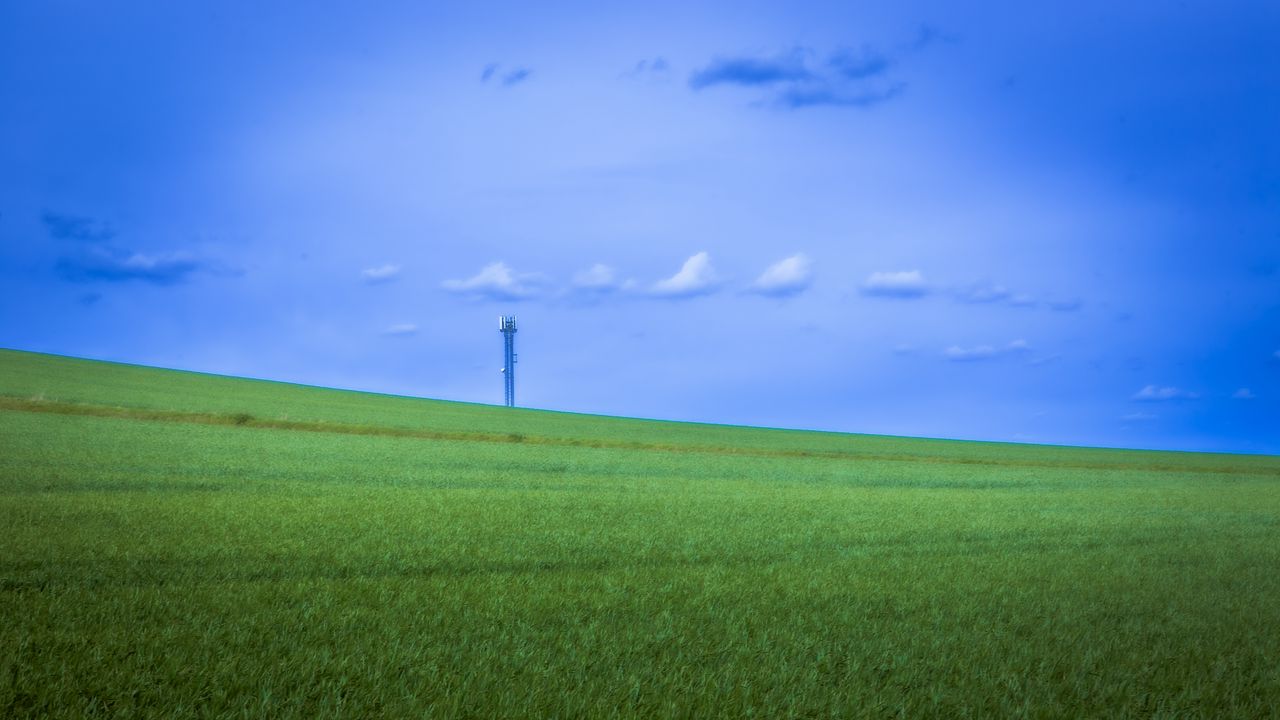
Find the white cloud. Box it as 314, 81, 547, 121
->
1232, 388, 1257, 400
945, 279, 1088, 312
442, 262, 544, 301
861, 270, 929, 298
1132, 385, 1199, 401
362, 263, 401, 283
1122, 412, 1159, 422
650, 252, 719, 298
382, 323, 417, 336
748, 254, 813, 297
943, 339, 1030, 362
572, 263, 621, 291
944, 344, 998, 361
955, 283, 1011, 304
952, 283, 1075, 311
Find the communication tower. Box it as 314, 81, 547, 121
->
499, 315, 517, 407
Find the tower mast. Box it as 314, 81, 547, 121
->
499, 315, 517, 407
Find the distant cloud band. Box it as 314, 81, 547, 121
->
56, 248, 210, 285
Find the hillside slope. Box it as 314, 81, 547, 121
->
1, 349, 1269, 472
2, 348, 1278, 718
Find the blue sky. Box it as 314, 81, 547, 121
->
1, 0, 1277, 453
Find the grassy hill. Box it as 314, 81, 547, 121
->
2, 348, 1278, 717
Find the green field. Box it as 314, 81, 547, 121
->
2, 348, 1278, 718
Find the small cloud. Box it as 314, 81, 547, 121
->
571, 263, 626, 293
650, 252, 719, 299
826, 48, 892, 80
502, 68, 532, 86
645, 57, 670, 73
624, 57, 671, 78
892, 344, 916, 355
953, 283, 1055, 309
689, 50, 811, 90
943, 339, 1030, 362
78, 292, 102, 306
947, 282, 1082, 312
906, 24, 960, 52
361, 264, 401, 284
56, 247, 213, 285
861, 270, 929, 299
42, 211, 114, 243
776, 83, 904, 109
482, 64, 532, 87
1274, 350, 1280, 361
1132, 385, 1199, 402
443, 262, 545, 301
382, 323, 418, 337
690, 44, 912, 111
748, 254, 813, 297
955, 283, 1012, 304
943, 344, 997, 361
1232, 388, 1256, 400
1121, 412, 1159, 422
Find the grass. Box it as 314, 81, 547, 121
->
1, 348, 1278, 718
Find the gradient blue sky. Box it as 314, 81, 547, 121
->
2, 1, 1277, 453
